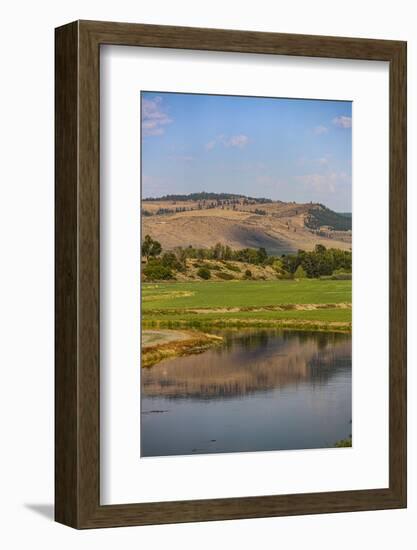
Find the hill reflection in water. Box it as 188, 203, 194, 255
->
142, 330, 351, 400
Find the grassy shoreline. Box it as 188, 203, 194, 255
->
334, 437, 352, 448
143, 318, 351, 333
142, 329, 223, 368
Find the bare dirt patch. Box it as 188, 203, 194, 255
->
142, 290, 195, 302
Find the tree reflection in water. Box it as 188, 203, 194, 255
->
142, 329, 351, 400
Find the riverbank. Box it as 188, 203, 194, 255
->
142, 329, 223, 368
143, 318, 351, 333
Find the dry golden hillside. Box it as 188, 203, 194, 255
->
142, 196, 351, 255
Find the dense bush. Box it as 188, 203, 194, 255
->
161, 252, 184, 272
197, 267, 211, 280
294, 265, 307, 279
143, 261, 174, 280
244, 269, 252, 279
281, 245, 351, 278
234, 247, 267, 265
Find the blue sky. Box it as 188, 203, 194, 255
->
141, 91, 352, 212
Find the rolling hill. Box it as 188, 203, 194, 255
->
142, 193, 351, 256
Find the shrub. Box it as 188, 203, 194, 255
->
244, 269, 252, 279
294, 265, 307, 279
161, 252, 183, 271
216, 271, 234, 280
197, 267, 211, 280
143, 262, 173, 280
272, 258, 288, 277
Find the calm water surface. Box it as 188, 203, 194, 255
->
141, 329, 352, 457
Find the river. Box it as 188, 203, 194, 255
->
141, 329, 352, 457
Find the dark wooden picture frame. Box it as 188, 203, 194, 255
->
55, 20, 407, 529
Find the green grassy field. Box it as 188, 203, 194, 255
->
142, 279, 351, 330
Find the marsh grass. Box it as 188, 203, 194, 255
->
334, 437, 352, 447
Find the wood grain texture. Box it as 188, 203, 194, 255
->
55, 21, 79, 527
388, 41, 407, 504
55, 20, 407, 529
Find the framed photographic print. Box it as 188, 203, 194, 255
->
55, 20, 407, 528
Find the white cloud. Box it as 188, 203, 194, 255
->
314, 125, 328, 135
332, 116, 352, 129
205, 134, 250, 151
142, 96, 173, 136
